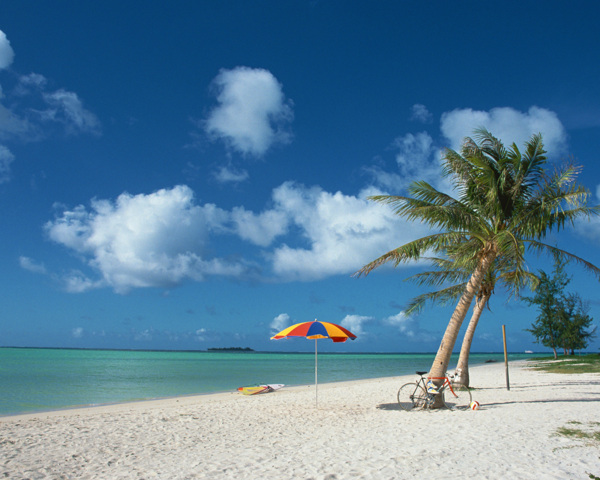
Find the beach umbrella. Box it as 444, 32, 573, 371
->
270, 320, 357, 406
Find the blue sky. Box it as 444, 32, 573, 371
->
1, 1, 599, 353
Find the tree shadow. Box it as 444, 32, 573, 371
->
377, 394, 600, 411
472, 380, 600, 391
482, 397, 600, 408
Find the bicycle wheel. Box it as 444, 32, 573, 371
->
442, 383, 472, 410
397, 382, 428, 411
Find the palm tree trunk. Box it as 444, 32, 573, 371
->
428, 249, 496, 407
453, 293, 490, 388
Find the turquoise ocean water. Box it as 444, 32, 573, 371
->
0, 348, 543, 416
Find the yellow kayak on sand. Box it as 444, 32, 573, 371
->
237, 384, 284, 395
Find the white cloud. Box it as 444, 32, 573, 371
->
369, 107, 569, 199
269, 182, 428, 281
0, 145, 14, 183
393, 132, 447, 191
410, 104, 432, 123
38, 181, 434, 291
340, 314, 373, 337
15, 73, 48, 94
62, 271, 105, 293
44, 185, 247, 293
204, 67, 293, 157
72, 327, 84, 338
394, 132, 434, 168
574, 214, 600, 243
0, 39, 100, 184
384, 311, 416, 337
41, 89, 101, 135
195, 328, 207, 341
134, 329, 153, 342
270, 313, 291, 334
365, 132, 452, 196
231, 206, 289, 247
440, 106, 567, 158
214, 165, 249, 184
0, 102, 34, 140
0, 30, 14, 70
19, 256, 47, 274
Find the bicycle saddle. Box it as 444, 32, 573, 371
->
416, 371, 428, 376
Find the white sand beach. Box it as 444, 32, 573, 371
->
1, 360, 599, 479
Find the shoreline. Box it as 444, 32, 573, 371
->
0, 374, 402, 421
2, 360, 599, 479
0, 352, 543, 418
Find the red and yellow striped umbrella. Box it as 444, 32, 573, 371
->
271, 320, 357, 407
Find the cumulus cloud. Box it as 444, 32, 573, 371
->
204, 67, 293, 157
270, 313, 291, 334
410, 104, 432, 123
367, 106, 568, 198
44, 185, 247, 293
440, 106, 567, 158
231, 205, 289, 247
387, 132, 450, 193
34, 180, 433, 291
0, 30, 14, 70
384, 311, 416, 337
0, 145, 14, 183
340, 314, 373, 337
268, 182, 428, 281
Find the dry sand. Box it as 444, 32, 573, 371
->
1, 360, 599, 479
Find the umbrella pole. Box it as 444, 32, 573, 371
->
315, 338, 318, 408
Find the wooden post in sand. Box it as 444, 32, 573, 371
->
502, 324, 510, 391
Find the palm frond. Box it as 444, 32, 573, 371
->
352, 232, 466, 277
525, 240, 600, 280
405, 283, 468, 315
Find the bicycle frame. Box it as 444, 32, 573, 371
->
398, 371, 472, 411
427, 376, 457, 397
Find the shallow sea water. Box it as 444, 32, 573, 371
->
0, 347, 543, 415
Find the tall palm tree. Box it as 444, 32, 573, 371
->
405, 256, 539, 387
355, 129, 600, 401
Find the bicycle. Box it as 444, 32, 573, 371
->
397, 371, 472, 411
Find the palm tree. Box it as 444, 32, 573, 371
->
355, 129, 600, 401
405, 256, 538, 387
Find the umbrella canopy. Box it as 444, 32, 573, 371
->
271, 320, 356, 343
270, 320, 357, 407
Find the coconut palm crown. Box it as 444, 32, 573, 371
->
355, 129, 600, 391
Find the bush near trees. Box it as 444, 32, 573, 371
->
523, 255, 596, 358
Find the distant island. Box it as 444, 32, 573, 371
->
207, 347, 254, 352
